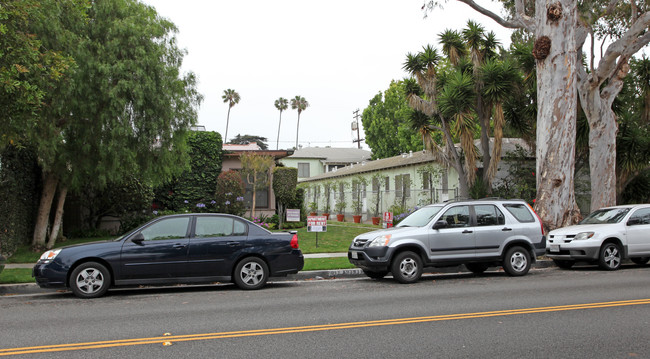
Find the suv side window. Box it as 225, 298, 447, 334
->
475, 205, 505, 226
629, 208, 650, 225
503, 203, 535, 223
439, 206, 471, 228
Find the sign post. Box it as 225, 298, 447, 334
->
307, 215, 327, 247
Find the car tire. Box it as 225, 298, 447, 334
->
598, 242, 622, 270
503, 246, 531, 276
465, 263, 489, 274
630, 257, 649, 265
233, 257, 269, 290
552, 259, 575, 269
70, 262, 111, 299
363, 270, 388, 279
390, 251, 423, 284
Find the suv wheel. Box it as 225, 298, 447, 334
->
391, 251, 423, 284
598, 243, 622, 270
503, 246, 531, 276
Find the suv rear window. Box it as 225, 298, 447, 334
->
503, 203, 535, 223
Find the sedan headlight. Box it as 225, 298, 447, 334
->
39, 249, 61, 263
574, 232, 595, 241
368, 234, 392, 247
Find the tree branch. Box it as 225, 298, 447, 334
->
456, 0, 533, 31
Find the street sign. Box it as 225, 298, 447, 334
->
307, 216, 327, 232
286, 209, 300, 222
383, 211, 393, 228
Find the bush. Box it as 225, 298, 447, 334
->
215, 170, 246, 215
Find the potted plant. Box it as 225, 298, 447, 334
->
335, 199, 346, 222
321, 181, 333, 219
370, 173, 383, 225
352, 200, 362, 223
308, 201, 318, 216
351, 176, 367, 223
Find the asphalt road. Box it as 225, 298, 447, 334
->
1, 264, 649, 358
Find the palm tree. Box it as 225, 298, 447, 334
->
222, 89, 240, 143
274, 97, 288, 150
290, 96, 309, 149
480, 59, 520, 182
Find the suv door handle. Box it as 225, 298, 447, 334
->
462, 230, 473, 234
502, 227, 513, 231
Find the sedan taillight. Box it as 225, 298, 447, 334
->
290, 234, 299, 249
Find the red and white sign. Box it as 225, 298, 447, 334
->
383, 212, 393, 228
307, 216, 327, 232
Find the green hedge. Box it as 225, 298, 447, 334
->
0, 146, 40, 256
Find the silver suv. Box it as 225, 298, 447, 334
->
348, 199, 546, 283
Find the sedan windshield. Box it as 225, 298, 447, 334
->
396, 206, 443, 227
580, 208, 630, 224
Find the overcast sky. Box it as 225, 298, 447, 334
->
141, 0, 514, 151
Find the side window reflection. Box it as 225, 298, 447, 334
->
140, 217, 190, 241
439, 206, 470, 228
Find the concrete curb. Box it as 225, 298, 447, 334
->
1, 260, 556, 296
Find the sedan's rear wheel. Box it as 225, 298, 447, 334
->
70, 262, 111, 299
631, 257, 649, 265
598, 242, 622, 270
503, 246, 531, 276
390, 251, 422, 284
233, 257, 269, 290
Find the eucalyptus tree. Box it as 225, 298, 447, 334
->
29, 0, 202, 248
222, 88, 240, 143
290, 96, 309, 149
274, 97, 288, 150
424, 0, 650, 229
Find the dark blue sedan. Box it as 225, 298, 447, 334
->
33, 214, 304, 298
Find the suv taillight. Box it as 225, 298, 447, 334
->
290, 234, 299, 249
528, 204, 545, 236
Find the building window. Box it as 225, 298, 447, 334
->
384, 177, 389, 193
298, 163, 310, 178
395, 174, 411, 198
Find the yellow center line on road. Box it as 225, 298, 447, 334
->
2, 298, 650, 356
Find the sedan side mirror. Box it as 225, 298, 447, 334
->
433, 220, 448, 230
131, 233, 145, 245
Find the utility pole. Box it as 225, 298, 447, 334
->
352, 109, 364, 149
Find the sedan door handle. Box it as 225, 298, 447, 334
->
172, 243, 187, 249
227, 241, 241, 247
462, 230, 473, 234
502, 227, 513, 231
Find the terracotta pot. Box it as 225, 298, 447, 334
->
371, 217, 381, 225
309, 212, 317, 216
353, 215, 362, 223
336, 214, 345, 222
322, 213, 330, 220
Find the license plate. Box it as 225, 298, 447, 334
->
550, 244, 560, 252
350, 251, 358, 259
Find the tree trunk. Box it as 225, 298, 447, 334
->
32, 172, 58, 248
533, 0, 581, 231
46, 185, 68, 249
579, 82, 620, 211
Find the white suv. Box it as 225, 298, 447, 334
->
546, 204, 650, 270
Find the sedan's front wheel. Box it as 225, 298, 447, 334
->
70, 262, 111, 299
233, 257, 269, 290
